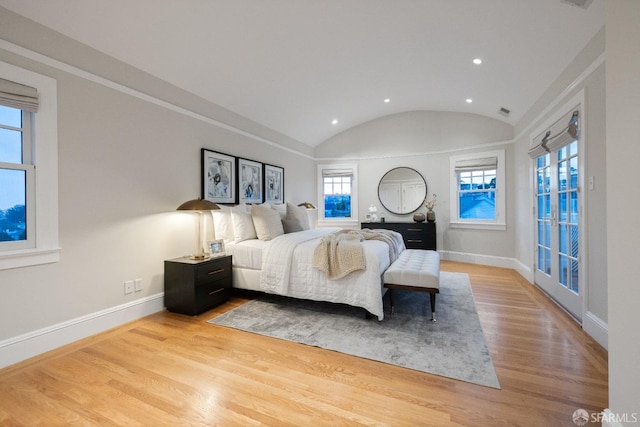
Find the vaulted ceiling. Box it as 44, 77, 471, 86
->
0, 0, 605, 146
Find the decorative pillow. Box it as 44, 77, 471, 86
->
231, 205, 257, 242
282, 219, 303, 234
251, 204, 284, 241
271, 203, 287, 220
286, 202, 310, 230
212, 206, 234, 243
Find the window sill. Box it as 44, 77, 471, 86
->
0, 247, 61, 271
449, 221, 506, 231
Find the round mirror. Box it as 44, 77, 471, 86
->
378, 167, 427, 214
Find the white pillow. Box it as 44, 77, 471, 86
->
271, 203, 287, 220
251, 204, 284, 241
212, 206, 234, 243
231, 205, 257, 242
286, 202, 310, 230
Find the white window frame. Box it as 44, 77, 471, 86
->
1, 110, 35, 251
0, 61, 59, 270
449, 149, 506, 230
316, 163, 359, 227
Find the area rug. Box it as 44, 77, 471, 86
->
208, 272, 500, 389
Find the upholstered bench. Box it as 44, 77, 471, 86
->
383, 249, 440, 321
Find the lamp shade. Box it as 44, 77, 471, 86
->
297, 202, 316, 209
176, 198, 220, 211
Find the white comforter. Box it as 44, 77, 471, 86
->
260, 228, 404, 320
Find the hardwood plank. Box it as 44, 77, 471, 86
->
0, 261, 608, 426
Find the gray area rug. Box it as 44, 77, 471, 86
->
209, 272, 500, 389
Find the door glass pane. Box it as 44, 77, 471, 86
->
544, 249, 551, 275
544, 222, 551, 247
0, 168, 27, 242
559, 255, 568, 287
570, 191, 579, 223
569, 140, 578, 156
559, 224, 567, 254
538, 221, 544, 245
544, 168, 550, 192
558, 160, 567, 191
571, 225, 579, 258
570, 157, 578, 189
570, 259, 579, 293
559, 192, 567, 222
544, 194, 551, 218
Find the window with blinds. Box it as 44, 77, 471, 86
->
0, 78, 38, 249
317, 164, 358, 222
450, 150, 506, 229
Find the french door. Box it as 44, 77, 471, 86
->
534, 139, 582, 321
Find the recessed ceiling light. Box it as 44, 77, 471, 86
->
384, 98, 391, 103
473, 58, 482, 65
466, 98, 473, 103
331, 119, 338, 125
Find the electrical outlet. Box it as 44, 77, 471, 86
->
134, 278, 143, 292
124, 280, 134, 295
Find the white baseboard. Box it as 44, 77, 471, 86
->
439, 250, 522, 271
0, 293, 164, 369
583, 311, 609, 350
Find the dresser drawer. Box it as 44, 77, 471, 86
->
361, 222, 436, 251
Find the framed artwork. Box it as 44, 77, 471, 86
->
237, 157, 263, 204
208, 239, 226, 257
264, 163, 284, 204
202, 149, 236, 204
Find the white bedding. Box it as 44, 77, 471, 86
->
229, 227, 404, 320
225, 239, 266, 269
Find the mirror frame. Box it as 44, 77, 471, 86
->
377, 167, 427, 215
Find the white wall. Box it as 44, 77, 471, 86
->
0, 11, 315, 367
315, 110, 516, 264
606, 0, 640, 423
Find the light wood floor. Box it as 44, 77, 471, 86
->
0, 261, 608, 426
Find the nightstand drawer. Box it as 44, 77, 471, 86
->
195, 282, 230, 311
197, 260, 231, 283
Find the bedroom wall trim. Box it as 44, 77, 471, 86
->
0, 38, 313, 161
439, 250, 516, 270
584, 311, 608, 350
0, 293, 164, 369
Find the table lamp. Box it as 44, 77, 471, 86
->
177, 198, 220, 259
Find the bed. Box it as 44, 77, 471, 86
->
213, 203, 405, 320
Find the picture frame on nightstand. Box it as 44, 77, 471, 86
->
209, 239, 226, 257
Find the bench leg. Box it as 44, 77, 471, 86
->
388, 288, 395, 315
430, 293, 437, 322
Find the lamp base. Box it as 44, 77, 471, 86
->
190, 254, 210, 260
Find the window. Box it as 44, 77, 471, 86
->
317, 164, 358, 223
1, 105, 35, 250
0, 62, 59, 270
450, 150, 505, 230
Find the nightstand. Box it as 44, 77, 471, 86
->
164, 255, 232, 315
